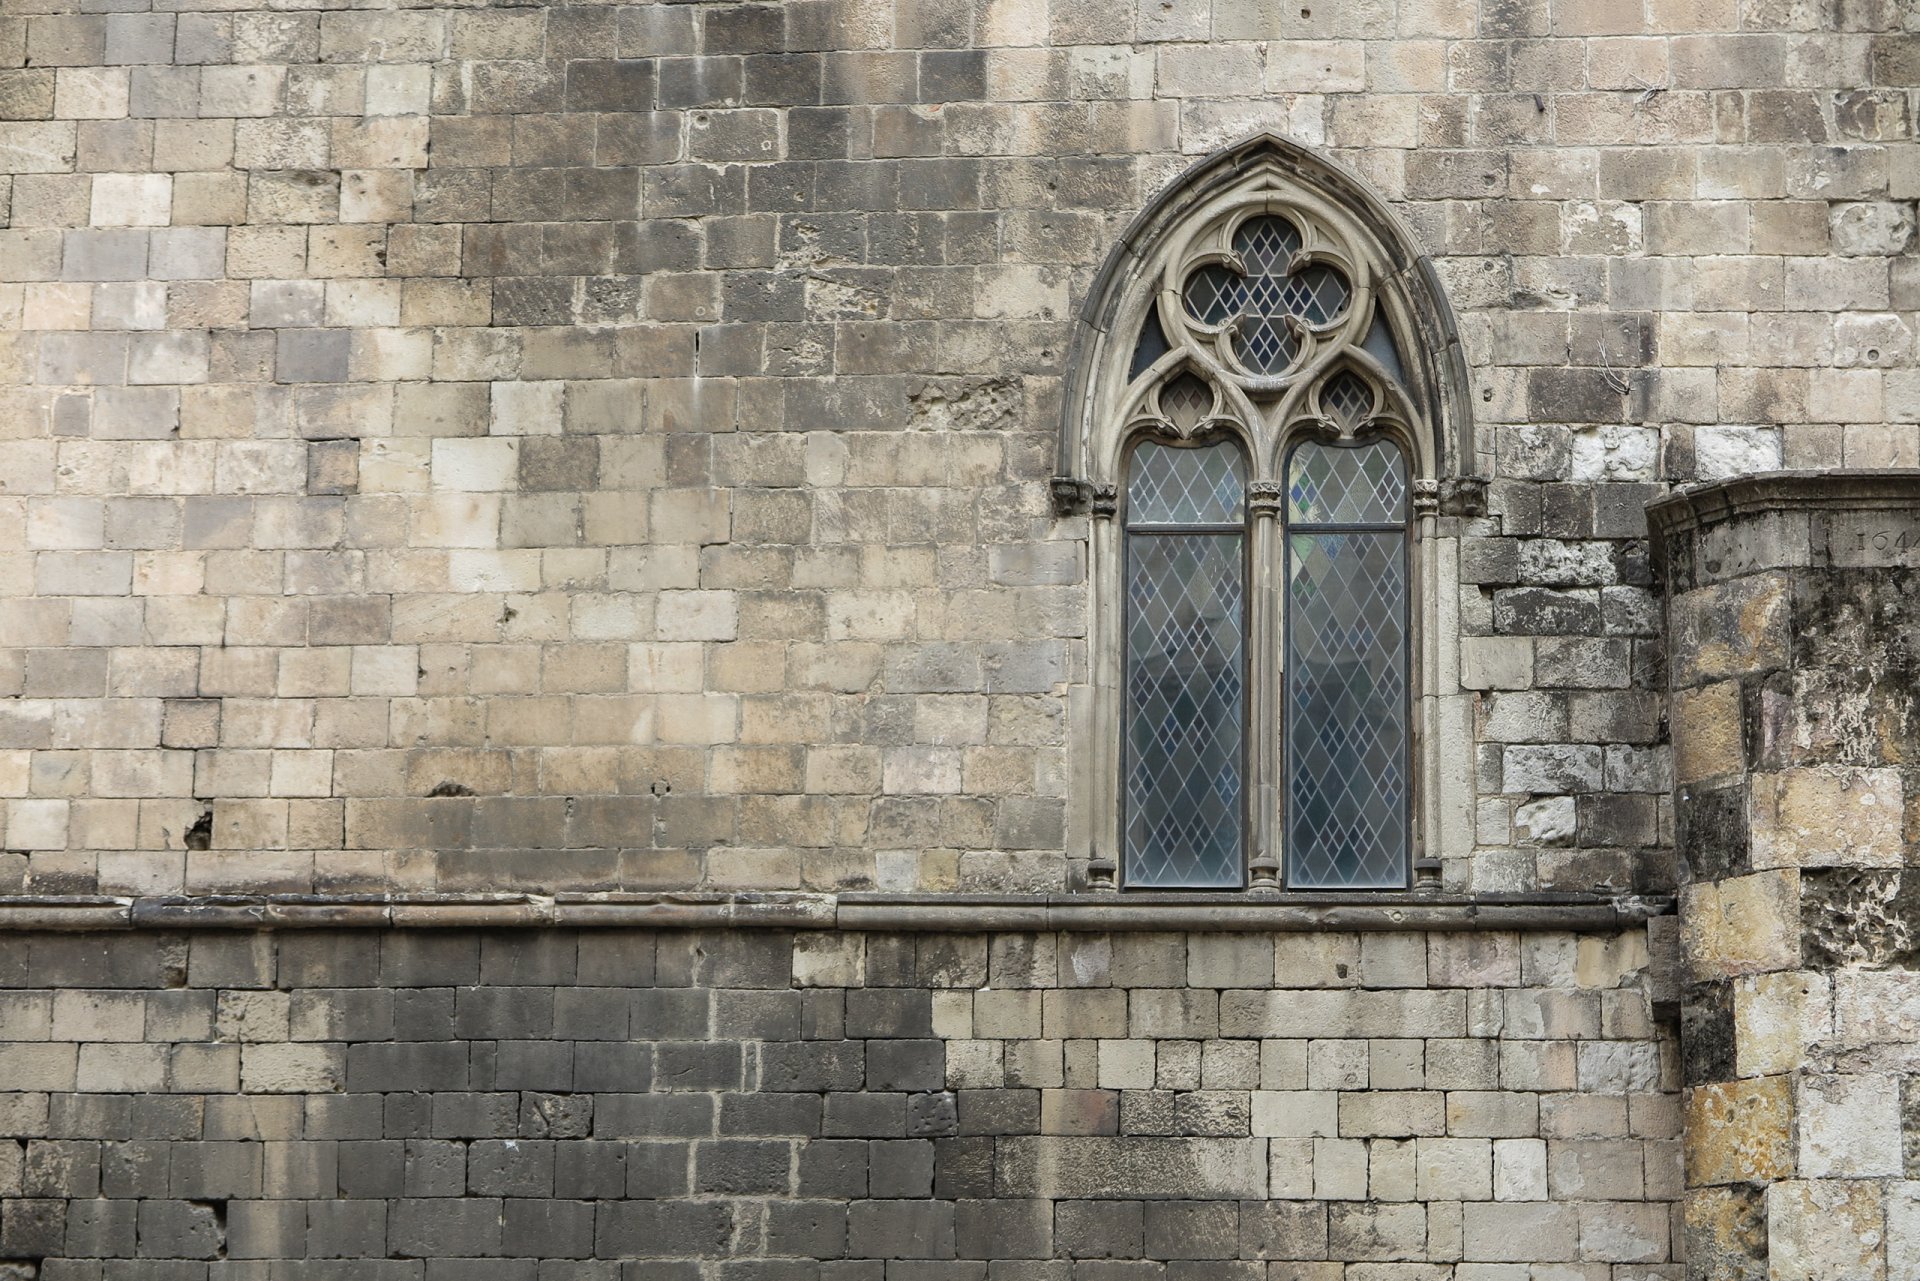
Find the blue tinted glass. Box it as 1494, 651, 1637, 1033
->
1130, 307, 1172, 381
1129, 439, 1245, 526
1362, 313, 1406, 386
1126, 531, 1245, 888
1286, 531, 1409, 889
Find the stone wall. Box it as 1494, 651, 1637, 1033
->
1655, 474, 1920, 1280
0, 0, 1913, 897
0, 923, 1678, 1275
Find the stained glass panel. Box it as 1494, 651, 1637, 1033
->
1126, 532, 1245, 888
1129, 439, 1245, 527
1183, 264, 1244, 327
1287, 438, 1407, 525
1286, 531, 1408, 889
1322, 371, 1373, 431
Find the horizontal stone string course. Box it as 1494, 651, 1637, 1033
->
0, 890, 1680, 934
0, 925, 1680, 1272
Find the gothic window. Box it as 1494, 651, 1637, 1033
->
1056, 136, 1471, 893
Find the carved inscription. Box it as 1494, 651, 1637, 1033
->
1827, 512, 1920, 568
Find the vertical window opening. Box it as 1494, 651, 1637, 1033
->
1123, 439, 1247, 888
1284, 436, 1411, 889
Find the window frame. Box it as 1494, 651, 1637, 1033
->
1057, 136, 1473, 895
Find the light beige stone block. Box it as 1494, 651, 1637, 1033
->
1750, 766, 1904, 870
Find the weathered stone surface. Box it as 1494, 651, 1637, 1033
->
1672, 681, 1745, 787
1681, 872, 1801, 981
1750, 767, 1904, 870
1683, 1185, 1768, 1281
1797, 1073, 1903, 1178
1766, 1179, 1887, 1281
1668, 575, 1792, 689
994, 1137, 1266, 1200
1733, 971, 1830, 1080
1684, 1077, 1794, 1187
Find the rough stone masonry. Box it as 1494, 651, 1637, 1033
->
0, 0, 1916, 1274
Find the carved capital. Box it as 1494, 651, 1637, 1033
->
1050, 476, 1092, 516
1412, 478, 1441, 515
1089, 484, 1119, 519
1248, 481, 1286, 518
1438, 476, 1490, 518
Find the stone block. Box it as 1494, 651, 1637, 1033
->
1668, 574, 1790, 688
1680, 871, 1801, 981
1673, 678, 1746, 787
1461, 1202, 1578, 1263
1797, 1073, 1903, 1178
1750, 767, 1905, 870
1685, 1076, 1793, 1187
994, 1137, 1266, 1200
1767, 1178, 1886, 1281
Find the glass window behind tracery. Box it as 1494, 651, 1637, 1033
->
1284, 432, 1410, 889
1122, 439, 1246, 888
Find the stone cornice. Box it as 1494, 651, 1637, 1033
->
1646, 469, 1920, 539
0, 892, 1676, 933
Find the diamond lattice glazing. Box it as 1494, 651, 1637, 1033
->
1285, 531, 1408, 888
1322, 371, 1372, 430
1287, 439, 1407, 525
1177, 216, 1350, 376
1129, 439, 1246, 526
1160, 372, 1213, 432
1126, 532, 1246, 888
1183, 264, 1243, 326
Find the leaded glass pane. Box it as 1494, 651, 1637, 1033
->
1183, 264, 1243, 327
1287, 438, 1407, 525
1129, 439, 1245, 526
1177, 215, 1351, 376
1160, 372, 1212, 433
1322, 371, 1373, 431
1286, 531, 1408, 889
1126, 531, 1245, 888
1130, 307, 1172, 381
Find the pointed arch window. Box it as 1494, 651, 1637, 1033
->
1057, 136, 1473, 893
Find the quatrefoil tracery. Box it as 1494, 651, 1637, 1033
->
1122, 194, 1414, 459
1179, 214, 1354, 379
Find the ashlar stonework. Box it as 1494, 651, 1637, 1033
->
0, 0, 1917, 1274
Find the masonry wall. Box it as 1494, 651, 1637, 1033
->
0, 924, 1679, 1276
0, 0, 1913, 897
1653, 477, 1920, 1280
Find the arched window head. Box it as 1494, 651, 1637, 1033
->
1057, 135, 1474, 894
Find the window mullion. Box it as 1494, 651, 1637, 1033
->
1247, 482, 1284, 892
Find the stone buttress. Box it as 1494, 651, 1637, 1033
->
1654, 472, 1920, 1281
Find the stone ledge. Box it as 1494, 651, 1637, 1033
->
0, 891, 1676, 933
1648, 469, 1920, 538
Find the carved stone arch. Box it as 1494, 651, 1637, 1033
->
1271, 353, 1432, 481
1054, 132, 1473, 512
